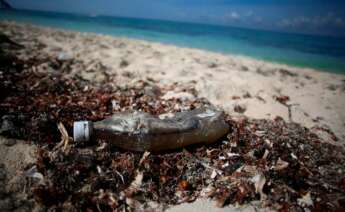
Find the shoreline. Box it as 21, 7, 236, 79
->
1, 13, 345, 74
1, 20, 344, 76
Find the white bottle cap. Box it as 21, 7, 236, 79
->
73, 121, 92, 142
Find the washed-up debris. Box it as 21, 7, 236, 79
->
297, 192, 313, 207
273, 158, 289, 171
73, 106, 229, 151
161, 91, 196, 101
57, 52, 73, 62
278, 68, 298, 77
207, 62, 218, 68
311, 125, 338, 142
234, 104, 246, 114
273, 95, 300, 122
25, 166, 44, 185
274, 95, 290, 105
251, 172, 266, 200
243, 92, 252, 98
29, 114, 345, 211
119, 59, 129, 68
1, 32, 345, 212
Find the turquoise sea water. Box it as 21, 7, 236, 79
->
1, 9, 345, 74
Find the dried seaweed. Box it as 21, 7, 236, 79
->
29, 116, 345, 211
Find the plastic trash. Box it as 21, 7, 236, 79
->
73, 106, 229, 152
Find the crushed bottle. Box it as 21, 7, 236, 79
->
73, 106, 230, 152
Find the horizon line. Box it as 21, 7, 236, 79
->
2, 7, 345, 39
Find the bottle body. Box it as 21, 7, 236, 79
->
74, 106, 229, 152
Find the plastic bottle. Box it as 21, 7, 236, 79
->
73, 106, 229, 152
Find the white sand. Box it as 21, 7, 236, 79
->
1, 21, 345, 211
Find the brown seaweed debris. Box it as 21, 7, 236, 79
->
30, 116, 345, 211
274, 95, 290, 105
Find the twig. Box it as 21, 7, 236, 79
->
278, 103, 299, 122
139, 151, 150, 166
122, 151, 150, 197
115, 170, 125, 184
57, 122, 70, 152
286, 103, 299, 122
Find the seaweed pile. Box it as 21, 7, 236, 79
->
1, 34, 345, 211
32, 117, 345, 211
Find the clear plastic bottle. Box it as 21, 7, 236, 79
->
73, 106, 229, 152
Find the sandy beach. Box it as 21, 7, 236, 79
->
2, 21, 345, 142
1, 21, 345, 211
